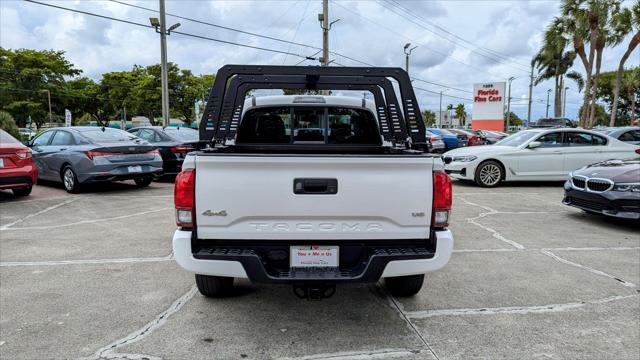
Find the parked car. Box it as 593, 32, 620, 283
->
530, 117, 575, 128
128, 126, 199, 175
29, 127, 163, 192
173, 65, 454, 299
19, 128, 36, 141
429, 128, 466, 149
474, 129, 507, 144
0, 129, 37, 196
593, 127, 640, 145
449, 128, 485, 146
444, 128, 640, 187
564, 159, 640, 220
425, 130, 445, 153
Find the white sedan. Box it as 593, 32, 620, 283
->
444, 128, 640, 187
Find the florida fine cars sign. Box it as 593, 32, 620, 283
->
472, 82, 505, 131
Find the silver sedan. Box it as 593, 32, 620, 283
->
29, 127, 163, 192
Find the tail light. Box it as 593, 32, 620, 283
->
433, 136, 441, 141
85, 151, 113, 160
175, 168, 195, 228
170, 146, 194, 154
16, 149, 32, 159
432, 170, 452, 228
635, 149, 640, 155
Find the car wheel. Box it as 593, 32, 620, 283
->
62, 166, 80, 193
384, 274, 424, 297
134, 177, 153, 187
475, 160, 503, 187
195, 274, 234, 297
12, 186, 32, 197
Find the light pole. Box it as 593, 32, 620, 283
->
149, 1, 180, 127
40, 89, 52, 122
439, 89, 448, 127
563, 86, 569, 118
545, 89, 552, 118
506, 76, 515, 131
526, 62, 534, 128
403, 43, 417, 74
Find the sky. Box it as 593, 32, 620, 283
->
1, 0, 639, 122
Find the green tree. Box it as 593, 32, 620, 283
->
422, 110, 436, 126
454, 103, 467, 126
610, 1, 640, 126
595, 68, 640, 125
0, 48, 81, 128
579, 103, 609, 126
503, 111, 523, 127
0, 110, 20, 138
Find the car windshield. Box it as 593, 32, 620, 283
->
79, 128, 137, 142
164, 128, 199, 141
494, 131, 539, 146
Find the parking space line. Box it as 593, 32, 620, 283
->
276, 348, 426, 360
541, 250, 637, 288
456, 196, 526, 250
0, 198, 77, 230
1, 207, 172, 231
379, 284, 440, 360
87, 285, 197, 360
403, 294, 638, 319
0, 254, 173, 267
454, 247, 640, 253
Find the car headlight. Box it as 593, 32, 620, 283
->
612, 183, 640, 192
452, 155, 477, 162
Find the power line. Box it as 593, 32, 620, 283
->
24, 0, 314, 60
413, 86, 473, 102
376, 0, 530, 74
412, 78, 473, 94
387, 0, 532, 69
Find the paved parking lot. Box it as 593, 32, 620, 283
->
1, 180, 638, 359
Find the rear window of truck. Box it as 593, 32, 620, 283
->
236, 106, 381, 145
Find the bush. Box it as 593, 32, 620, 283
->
0, 111, 21, 139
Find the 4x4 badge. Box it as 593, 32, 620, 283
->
202, 210, 228, 217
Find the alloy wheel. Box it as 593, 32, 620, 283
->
479, 164, 501, 186
64, 168, 75, 191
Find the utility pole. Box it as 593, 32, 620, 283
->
403, 43, 417, 74
506, 77, 515, 131
563, 87, 569, 118
321, 0, 329, 67
439, 90, 443, 127
150, 1, 180, 127
42, 89, 52, 122
546, 89, 552, 118
526, 62, 534, 128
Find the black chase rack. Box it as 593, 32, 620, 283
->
199, 65, 427, 149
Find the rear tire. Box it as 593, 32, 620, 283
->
195, 274, 234, 297
62, 166, 80, 193
134, 177, 153, 187
12, 186, 32, 197
385, 274, 424, 297
474, 160, 503, 187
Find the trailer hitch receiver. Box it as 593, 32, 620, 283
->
293, 283, 336, 300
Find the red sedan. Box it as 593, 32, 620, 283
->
0, 129, 37, 196
449, 128, 486, 146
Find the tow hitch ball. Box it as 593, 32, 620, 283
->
293, 283, 336, 300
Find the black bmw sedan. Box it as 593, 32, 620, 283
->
563, 159, 640, 220
128, 126, 199, 175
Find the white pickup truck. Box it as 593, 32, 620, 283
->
172, 65, 454, 299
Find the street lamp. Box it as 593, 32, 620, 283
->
563, 86, 569, 118
403, 43, 418, 74
149, 0, 181, 126
546, 89, 552, 118
506, 76, 515, 131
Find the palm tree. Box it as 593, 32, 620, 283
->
622, 69, 640, 123
609, 2, 640, 126
533, 18, 583, 117
561, 0, 622, 127
454, 104, 467, 126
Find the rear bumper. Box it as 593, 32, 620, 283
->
81, 165, 163, 183
563, 181, 640, 220
172, 230, 454, 282
0, 165, 37, 189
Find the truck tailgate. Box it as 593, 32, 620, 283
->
194, 155, 434, 240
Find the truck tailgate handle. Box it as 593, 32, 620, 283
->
294, 178, 338, 195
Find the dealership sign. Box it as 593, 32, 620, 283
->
472, 82, 505, 131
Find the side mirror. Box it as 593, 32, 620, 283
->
527, 141, 541, 149
442, 156, 452, 165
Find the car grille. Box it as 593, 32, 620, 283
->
571, 198, 605, 211
571, 176, 586, 189
571, 176, 613, 192
586, 178, 614, 192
